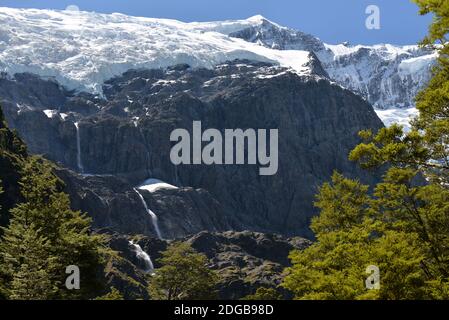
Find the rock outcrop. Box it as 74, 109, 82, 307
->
105, 230, 311, 300
56, 168, 235, 239
186, 231, 311, 299
0, 60, 384, 238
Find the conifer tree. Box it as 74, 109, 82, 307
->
0, 157, 106, 299
1, 217, 57, 300
0, 180, 5, 299
283, 1, 449, 300
242, 287, 283, 300
350, 0, 449, 186
1, 103, 108, 300
149, 242, 218, 300
95, 287, 124, 300
282, 172, 433, 300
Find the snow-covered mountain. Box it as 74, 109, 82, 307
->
0, 8, 314, 95
0, 7, 437, 127
216, 15, 436, 127
0, 8, 387, 239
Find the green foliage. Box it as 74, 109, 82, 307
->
0, 180, 2, 210
312, 172, 370, 234
2, 218, 57, 300
413, 0, 449, 49
284, 1, 449, 299
350, 2, 449, 186
282, 171, 448, 300
0, 113, 27, 158
0, 180, 4, 299
95, 287, 124, 300
0, 104, 27, 229
241, 287, 283, 300
149, 242, 219, 300
0, 157, 106, 300
0, 103, 25, 155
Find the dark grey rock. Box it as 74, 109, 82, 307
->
103, 230, 311, 300
186, 231, 311, 299
0, 60, 384, 238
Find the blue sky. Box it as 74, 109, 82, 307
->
0, 0, 432, 45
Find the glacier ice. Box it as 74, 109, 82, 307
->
0, 7, 437, 129
0, 7, 312, 96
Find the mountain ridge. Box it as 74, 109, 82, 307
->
222, 14, 436, 127
0, 8, 435, 126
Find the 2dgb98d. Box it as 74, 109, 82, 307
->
218, 305, 274, 315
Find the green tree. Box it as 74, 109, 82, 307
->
282, 172, 434, 300
283, 1, 449, 300
0, 179, 5, 299
242, 287, 283, 300
1, 215, 57, 300
95, 287, 124, 300
0, 105, 27, 157
348, 0, 449, 297
350, 0, 449, 187
0, 104, 27, 230
0, 157, 106, 299
0, 104, 111, 300
149, 242, 218, 300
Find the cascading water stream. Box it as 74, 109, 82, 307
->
134, 188, 163, 239
129, 241, 154, 273
74, 122, 84, 174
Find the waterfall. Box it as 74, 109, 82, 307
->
136, 124, 152, 177
74, 122, 84, 173
129, 241, 154, 273
174, 165, 180, 186
134, 188, 163, 239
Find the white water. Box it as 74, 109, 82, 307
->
133, 188, 163, 239
129, 240, 154, 273
74, 122, 84, 173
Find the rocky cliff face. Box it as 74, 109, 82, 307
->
3, 105, 311, 299
55, 168, 235, 239
0, 106, 27, 227
186, 231, 311, 299
0, 60, 384, 238
106, 230, 311, 300
0, 8, 432, 300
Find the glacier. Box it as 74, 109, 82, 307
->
0, 7, 437, 128
0, 8, 312, 96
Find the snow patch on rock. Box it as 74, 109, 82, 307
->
375, 107, 419, 131
138, 178, 178, 193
